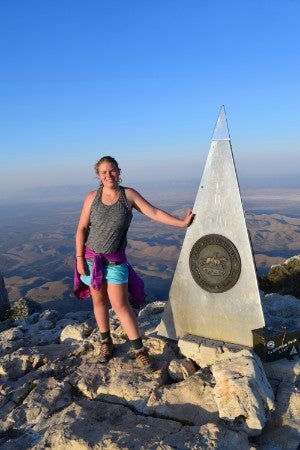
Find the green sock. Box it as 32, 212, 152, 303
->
130, 337, 143, 351
100, 331, 111, 341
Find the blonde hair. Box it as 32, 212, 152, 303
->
94, 156, 121, 175
94, 156, 122, 184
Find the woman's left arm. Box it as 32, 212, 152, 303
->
125, 188, 194, 228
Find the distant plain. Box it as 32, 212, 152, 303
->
0, 186, 299, 314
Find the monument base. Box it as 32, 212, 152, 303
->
252, 326, 299, 362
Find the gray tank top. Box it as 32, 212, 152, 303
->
86, 186, 133, 254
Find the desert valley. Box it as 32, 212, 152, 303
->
0, 186, 299, 314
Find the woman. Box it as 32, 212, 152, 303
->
74, 156, 194, 371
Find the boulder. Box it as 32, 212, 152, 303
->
60, 322, 93, 342
147, 371, 219, 426
254, 380, 300, 449
178, 334, 245, 368
262, 357, 300, 383
0, 327, 25, 356
259, 255, 300, 297
0, 347, 47, 379
0, 273, 10, 317
261, 292, 300, 328
211, 350, 275, 436
10, 297, 42, 321
168, 357, 197, 381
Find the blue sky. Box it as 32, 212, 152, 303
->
1, 0, 299, 200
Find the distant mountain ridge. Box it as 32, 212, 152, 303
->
0, 187, 299, 310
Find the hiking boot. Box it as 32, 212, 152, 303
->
98, 338, 114, 363
135, 347, 154, 372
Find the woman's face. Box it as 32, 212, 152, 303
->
98, 161, 119, 188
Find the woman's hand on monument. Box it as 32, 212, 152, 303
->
182, 209, 195, 227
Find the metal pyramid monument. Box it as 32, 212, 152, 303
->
156, 106, 265, 346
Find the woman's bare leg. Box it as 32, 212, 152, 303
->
90, 283, 110, 333
91, 282, 152, 369
107, 283, 141, 340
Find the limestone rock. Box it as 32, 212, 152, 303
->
254, 380, 300, 449
0, 294, 298, 449
68, 336, 174, 414
261, 292, 300, 329
60, 322, 93, 342
1, 402, 250, 450
146, 371, 219, 425
138, 300, 166, 336
0, 327, 25, 355
272, 381, 300, 445
168, 357, 197, 381
211, 350, 275, 436
0, 347, 47, 379
259, 254, 300, 298
262, 357, 300, 383
10, 297, 42, 321
178, 334, 244, 368
0, 273, 10, 317
4, 377, 73, 433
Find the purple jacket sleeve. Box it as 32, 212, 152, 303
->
73, 249, 145, 308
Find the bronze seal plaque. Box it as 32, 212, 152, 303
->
189, 234, 241, 293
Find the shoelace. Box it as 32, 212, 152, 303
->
100, 341, 112, 356
136, 350, 150, 366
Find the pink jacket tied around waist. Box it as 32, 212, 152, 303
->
73, 247, 145, 309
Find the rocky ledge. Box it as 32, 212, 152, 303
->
0, 293, 299, 450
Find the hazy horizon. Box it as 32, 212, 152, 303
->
1, 173, 300, 207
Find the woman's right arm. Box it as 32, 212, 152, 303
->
75, 190, 97, 275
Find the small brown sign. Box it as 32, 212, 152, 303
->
189, 234, 241, 293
